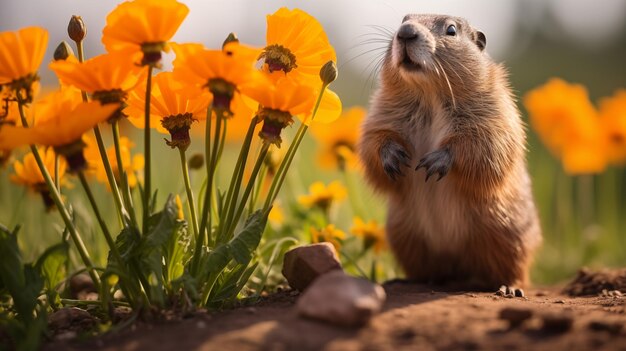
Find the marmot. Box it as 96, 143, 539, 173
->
358, 14, 541, 289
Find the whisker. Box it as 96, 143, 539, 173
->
367, 55, 386, 92
340, 45, 389, 69
433, 57, 456, 110
362, 51, 386, 87
366, 24, 395, 36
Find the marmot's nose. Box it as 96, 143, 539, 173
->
397, 24, 419, 41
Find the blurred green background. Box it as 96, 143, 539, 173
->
1, 0, 625, 285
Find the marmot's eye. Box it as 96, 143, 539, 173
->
446, 25, 457, 36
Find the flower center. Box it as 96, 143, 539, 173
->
54, 140, 87, 174
260, 44, 297, 73
8, 73, 39, 104
161, 113, 196, 151
92, 89, 128, 122
333, 142, 355, 170
257, 108, 294, 147
207, 78, 236, 118
140, 42, 167, 67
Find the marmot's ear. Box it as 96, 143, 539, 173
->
475, 31, 486, 51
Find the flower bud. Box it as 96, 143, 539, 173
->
222, 32, 239, 49
320, 61, 338, 85
53, 41, 74, 61
188, 153, 204, 170
68, 15, 86, 43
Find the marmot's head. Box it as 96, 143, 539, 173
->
383, 14, 489, 94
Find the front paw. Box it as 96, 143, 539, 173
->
415, 147, 452, 182
380, 140, 411, 181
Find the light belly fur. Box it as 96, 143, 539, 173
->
391, 108, 470, 253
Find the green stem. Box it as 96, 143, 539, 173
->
263, 84, 328, 212
75, 41, 89, 102
73, 39, 128, 227
54, 154, 60, 191
143, 65, 154, 233
340, 250, 368, 278
77, 172, 122, 265
111, 120, 126, 188
263, 123, 307, 211
225, 143, 270, 237
218, 116, 258, 243
179, 148, 199, 239
77, 171, 135, 305
342, 167, 366, 218
198, 105, 215, 244
249, 162, 268, 218
93, 125, 128, 226
192, 105, 216, 275
16, 93, 100, 290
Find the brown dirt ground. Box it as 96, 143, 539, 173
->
43, 269, 626, 351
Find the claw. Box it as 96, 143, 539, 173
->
381, 140, 412, 181
415, 147, 452, 182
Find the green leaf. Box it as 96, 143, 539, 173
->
211, 262, 258, 303
0, 225, 47, 351
0, 226, 42, 320
165, 222, 190, 285
229, 210, 268, 264
35, 242, 69, 307
138, 195, 185, 306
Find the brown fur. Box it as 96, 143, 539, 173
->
358, 14, 541, 289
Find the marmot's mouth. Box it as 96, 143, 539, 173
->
400, 53, 422, 72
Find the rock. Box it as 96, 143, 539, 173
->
48, 307, 97, 332
296, 271, 386, 327
588, 320, 623, 335
69, 274, 96, 299
282, 243, 342, 291
499, 307, 533, 328
541, 312, 574, 333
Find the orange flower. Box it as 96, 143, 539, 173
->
172, 42, 266, 118
245, 78, 316, 146
600, 90, 626, 164
524, 78, 607, 174
11, 147, 67, 187
297, 180, 347, 211
261, 8, 342, 124
0, 27, 48, 86
350, 217, 386, 254
102, 0, 189, 66
50, 52, 146, 95
310, 106, 365, 170
310, 224, 345, 252
263, 8, 335, 81
0, 88, 119, 149
84, 135, 144, 189
11, 146, 68, 209
126, 71, 210, 150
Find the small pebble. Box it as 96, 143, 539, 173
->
555, 299, 566, 304
588, 320, 623, 335
499, 307, 533, 328
541, 313, 574, 333
54, 331, 78, 341
196, 321, 206, 329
